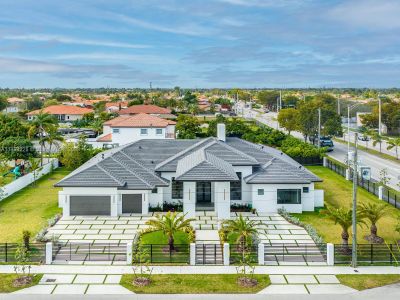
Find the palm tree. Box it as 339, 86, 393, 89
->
358, 203, 389, 243
372, 133, 384, 153
145, 212, 195, 250
324, 207, 364, 248
42, 126, 64, 155
89, 118, 104, 136
28, 112, 57, 166
221, 214, 258, 246
387, 138, 400, 160
28, 158, 41, 187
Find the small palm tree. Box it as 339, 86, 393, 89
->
372, 133, 384, 153
221, 214, 258, 246
324, 207, 364, 248
28, 158, 41, 187
145, 212, 195, 250
28, 112, 57, 165
387, 138, 400, 160
358, 202, 389, 243
42, 126, 64, 155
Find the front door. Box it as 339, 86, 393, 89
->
196, 182, 211, 203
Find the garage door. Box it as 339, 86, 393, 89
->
122, 194, 142, 214
70, 196, 111, 216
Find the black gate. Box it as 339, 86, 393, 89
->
52, 242, 126, 263
264, 243, 327, 265
195, 243, 223, 265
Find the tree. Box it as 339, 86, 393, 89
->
89, 118, 104, 135
372, 133, 384, 153
175, 115, 201, 139
28, 158, 41, 186
26, 97, 43, 111
358, 203, 389, 243
145, 212, 195, 250
277, 108, 299, 134
0, 114, 28, 140
283, 95, 300, 107
379, 168, 391, 186
387, 138, 400, 160
43, 99, 59, 107
324, 207, 363, 248
0, 137, 36, 164
221, 214, 258, 246
0, 97, 7, 111
41, 126, 64, 154
28, 112, 57, 165
182, 91, 197, 105
359, 127, 371, 149
257, 91, 279, 109
296, 100, 318, 142
58, 136, 100, 169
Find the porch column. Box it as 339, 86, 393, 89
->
214, 182, 230, 220
183, 182, 196, 219
142, 191, 149, 215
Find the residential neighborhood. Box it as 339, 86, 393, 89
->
0, 0, 400, 298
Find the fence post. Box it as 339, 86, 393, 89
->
345, 169, 351, 181
323, 157, 328, 167
378, 186, 383, 200
190, 243, 196, 266
45, 242, 53, 265
258, 243, 264, 265
223, 243, 230, 266
326, 243, 334, 266
126, 241, 133, 265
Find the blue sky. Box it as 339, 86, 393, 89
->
1, 0, 400, 88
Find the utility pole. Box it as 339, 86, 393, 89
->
347, 106, 351, 155
318, 108, 321, 149
351, 132, 358, 268
279, 90, 282, 109
337, 98, 341, 116
276, 97, 280, 113
378, 97, 382, 136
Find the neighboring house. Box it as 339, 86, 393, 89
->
105, 101, 129, 113
118, 104, 172, 116
27, 105, 94, 122
96, 113, 176, 146
3, 97, 26, 113
56, 124, 323, 218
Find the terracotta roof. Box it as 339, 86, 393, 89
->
7, 97, 25, 103
104, 113, 176, 128
118, 104, 171, 115
97, 133, 112, 142
27, 105, 94, 115
105, 101, 128, 108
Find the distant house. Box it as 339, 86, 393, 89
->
105, 101, 129, 113
3, 97, 26, 113
118, 104, 173, 118
96, 113, 176, 146
27, 105, 93, 122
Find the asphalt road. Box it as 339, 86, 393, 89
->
238, 105, 400, 191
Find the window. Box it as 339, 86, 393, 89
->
156, 128, 163, 135
230, 172, 242, 200
303, 187, 309, 193
277, 189, 301, 204
257, 189, 264, 195
171, 178, 183, 199
151, 188, 158, 194
140, 128, 148, 135
112, 128, 120, 134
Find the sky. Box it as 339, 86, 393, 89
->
0, 0, 400, 88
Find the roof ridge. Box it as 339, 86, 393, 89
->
96, 163, 126, 186
205, 140, 258, 164
154, 137, 213, 170
243, 158, 275, 182
204, 151, 239, 180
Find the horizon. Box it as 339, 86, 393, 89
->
1, 0, 400, 88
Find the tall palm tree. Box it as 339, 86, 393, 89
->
324, 207, 364, 248
89, 118, 104, 136
387, 138, 400, 160
358, 202, 389, 243
372, 133, 384, 153
145, 212, 195, 250
42, 126, 64, 155
28, 112, 57, 165
221, 214, 258, 246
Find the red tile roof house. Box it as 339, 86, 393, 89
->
26, 105, 94, 122
118, 104, 176, 119
105, 101, 129, 113
96, 113, 176, 146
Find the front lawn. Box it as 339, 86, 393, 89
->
0, 168, 70, 243
337, 274, 400, 290
0, 274, 42, 293
120, 274, 270, 294
294, 166, 400, 244
140, 230, 189, 245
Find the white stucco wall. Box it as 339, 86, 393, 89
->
111, 126, 175, 145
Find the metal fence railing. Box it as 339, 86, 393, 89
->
136, 244, 190, 264
326, 158, 399, 209
334, 244, 400, 265
0, 243, 46, 263
264, 243, 327, 265
230, 244, 258, 264
195, 244, 223, 265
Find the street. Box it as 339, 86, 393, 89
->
238, 104, 400, 191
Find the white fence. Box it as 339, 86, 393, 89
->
1, 159, 59, 200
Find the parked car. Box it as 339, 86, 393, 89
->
358, 135, 370, 141
319, 136, 334, 152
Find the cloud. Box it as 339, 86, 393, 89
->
216, 0, 309, 8
2, 34, 149, 49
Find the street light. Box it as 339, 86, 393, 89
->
347, 103, 361, 158
351, 132, 358, 268
318, 108, 321, 149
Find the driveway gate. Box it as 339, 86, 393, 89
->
195, 243, 223, 265
264, 243, 327, 265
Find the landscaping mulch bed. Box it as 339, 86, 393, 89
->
237, 277, 258, 287
133, 277, 151, 287
12, 276, 33, 287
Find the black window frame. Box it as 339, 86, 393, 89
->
171, 177, 183, 199
151, 188, 158, 194
230, 172, 242, 200
257, 188, 264, 195
302, 187, 309, 193
277, 189, 301, 204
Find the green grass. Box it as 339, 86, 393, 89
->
295, 166, 400, 244
120, 274, 270, 294
140, 231, 189, 245
0, 168, 70, 243
0, 274, 42, 293
337, 274, 400, 290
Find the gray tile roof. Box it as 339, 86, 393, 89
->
175, 149, 239, 181
56, 136, 321, 189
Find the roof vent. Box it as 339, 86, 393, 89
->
139, 146, 142, 149
217, 123, 226, 142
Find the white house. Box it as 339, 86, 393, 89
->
96, 113, 176, 146
56, 124, 324, 219
27, 105, 93, 122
